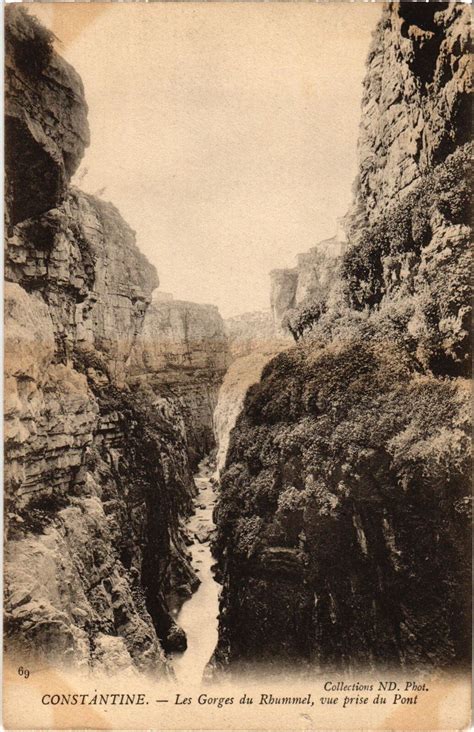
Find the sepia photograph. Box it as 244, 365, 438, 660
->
3, 0, 472, 729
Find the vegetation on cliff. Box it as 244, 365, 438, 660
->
283, 142, 471, 379
216, 338, 470, 667
215, 1, 472, 670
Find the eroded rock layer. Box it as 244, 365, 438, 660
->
215, 1, 471, 672
4, 6, 225, 673
129, 299, 229, 468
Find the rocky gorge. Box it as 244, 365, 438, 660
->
214, 1, 471, 673
4, 6, 229, 675
4, 0, 472, 684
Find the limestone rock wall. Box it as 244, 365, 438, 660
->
3, 6, 216, 674
6, 187, 159, 375
5, 7, 89, 226
214, 312, 290, 475
213, 351, 281, 477
353, 1, 471, 225
342, 1, 471, 376
224, 310, 280, 360
129, 299, 229, 467
4, 275, 180, 674
269, 268, 298, 334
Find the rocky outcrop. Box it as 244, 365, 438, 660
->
129, 299, 229, 467
215, 1, 471, 672
270, 235, 346, 337
4, 6, 219, 673
351, 1, 471, 225
5, 7, 89, 226
6, 187, 159, 375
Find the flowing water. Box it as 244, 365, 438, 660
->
172, 459, 221, 684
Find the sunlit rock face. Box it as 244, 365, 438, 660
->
4, 6, 224, 673
270, 268, 298, 335
224, 310, 281, 360
6, 188, 159, 375
213, 311, 289, 476
213, 351, 281, 477
215, 1, 472, 672
4, 282, 97, 506
129, 299, 229, 467
131, 299, 228, 376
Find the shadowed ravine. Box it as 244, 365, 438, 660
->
171, 458, 221, 684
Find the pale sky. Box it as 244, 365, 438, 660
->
32, 3, 381, 317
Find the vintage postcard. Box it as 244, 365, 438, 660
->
3, 0, 472, 729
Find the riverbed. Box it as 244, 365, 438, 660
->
172, 459, 221, 684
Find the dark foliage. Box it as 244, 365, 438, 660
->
216, 338, 471, 667
341, 144, 471, 312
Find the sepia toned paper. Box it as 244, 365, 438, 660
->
3, 1, 472, 730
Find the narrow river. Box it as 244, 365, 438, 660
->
172, 458, 221, 684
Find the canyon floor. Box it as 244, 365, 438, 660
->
172, 458, 221, 684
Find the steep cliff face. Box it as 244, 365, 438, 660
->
129, 299, 229, 468
215, 1, 471, 672
342, 1, 471, 376
213, 351, 280, 477
4, 279, 179, 671
5, 7, 89, 226
270, 269, 298, 334
6, 187, 159, 375
215, 340, 470, 670
352, 1, 470, 223
4, 6, 218, 672
214, 312, 288, 475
